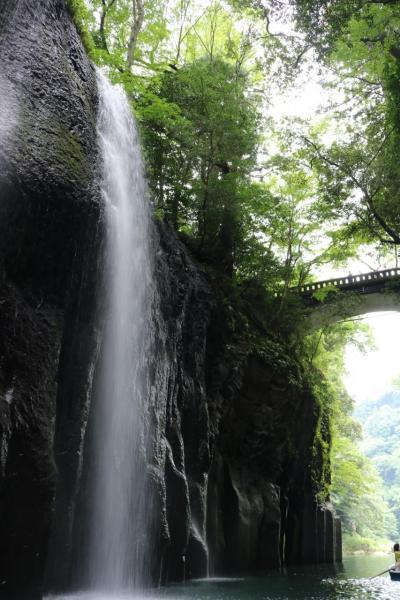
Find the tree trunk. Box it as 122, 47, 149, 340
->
127, 0, 144, 69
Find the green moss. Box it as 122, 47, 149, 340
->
37, 117, 90, 183
309, 382, 332, 502
65, 0, 95, 57
253, 337, 302, 387
50, 120, 89, 180
17, 100, 91, 186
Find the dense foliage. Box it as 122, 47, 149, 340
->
288, 0, 400, 550
71, 0, 400, 548
70, 0, 400, 283
356, 391, 400, 540
300, 321, 396, 551
71, 0, 364, 295
293, 0, 400, 258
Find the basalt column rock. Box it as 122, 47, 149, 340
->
325, 508, 335, 563
0, 284, 61, 600
0, 1, 101, 597
206, 351, 340, 573
317, 507, 327, 562
149, 222, 215, 584
288, 503, 340, 567
206, 354, 296, 573
300, 495, 319, 565
207, 453, 281, 574
334, 517, 343, 562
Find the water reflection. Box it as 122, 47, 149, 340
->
48, 556, 400, 600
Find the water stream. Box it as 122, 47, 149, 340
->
83, 72, 153, 592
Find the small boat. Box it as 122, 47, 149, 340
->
390, 570, 400, 581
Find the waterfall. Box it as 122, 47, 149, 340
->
85, 71, 153, 592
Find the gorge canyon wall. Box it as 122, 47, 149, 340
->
0, 1, 341, 598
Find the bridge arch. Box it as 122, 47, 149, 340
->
297, 269, 400, 331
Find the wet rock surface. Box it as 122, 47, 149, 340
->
0, 1, 101, 598
0, 1, 340, 598
146, 233, 338, 581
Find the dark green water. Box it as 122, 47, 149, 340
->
159, 556, 399, 600
51, 556, 400, 600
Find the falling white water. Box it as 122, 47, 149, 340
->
86, 71, 153, 592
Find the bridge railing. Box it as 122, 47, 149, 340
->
297, 268, 400, 294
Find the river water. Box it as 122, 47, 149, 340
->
50, 556, 400, 599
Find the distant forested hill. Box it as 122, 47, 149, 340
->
355, 392, 400, 533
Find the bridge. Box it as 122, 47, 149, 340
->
295, 268, 400, 330
298, 267, 400, 297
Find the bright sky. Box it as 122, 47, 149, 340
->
270, 72, 331, 121
343, 312, 400, 404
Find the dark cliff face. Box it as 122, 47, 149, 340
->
0, 2, 340, 599
207, 355, 333, 573
0, 1, 102, 598
147, 233, 340, 582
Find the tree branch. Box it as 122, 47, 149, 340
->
303, 136, 400, 245
365, 125, 395, 169
293, 44, 313, 69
